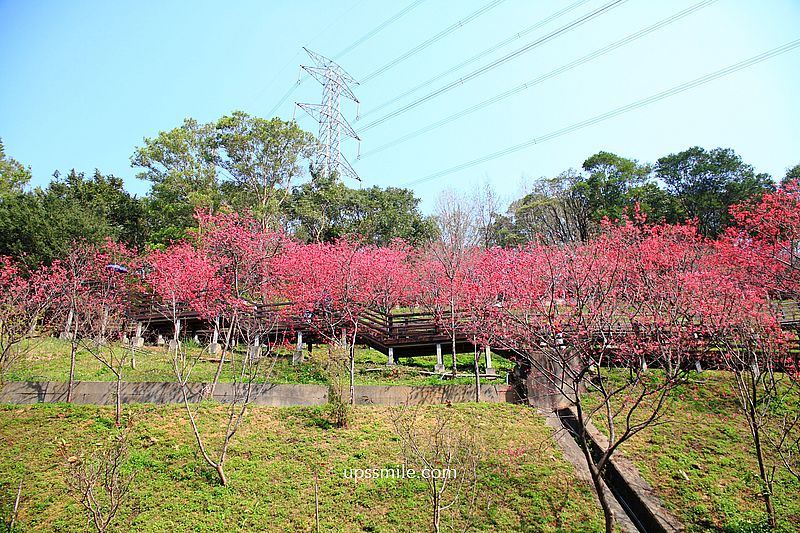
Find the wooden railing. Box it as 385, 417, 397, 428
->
122, 295, 800, 355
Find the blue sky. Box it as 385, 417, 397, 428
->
1, 0, 798, 213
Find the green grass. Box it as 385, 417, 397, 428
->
0, 403, 602, 531
585, 370, 800, 532
6, 338, 513, 386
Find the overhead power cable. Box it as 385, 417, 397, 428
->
401, 38, 800, 187
356, 0, 628, 134
267, 76, 303, 118
359, 0, 508, 84
334, 0, 427, 60
359, 0, 717, 158
266, 0, 426, 117
358, 0, 592, 120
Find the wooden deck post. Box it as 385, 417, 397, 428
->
387, 347, 395, 366
293, 331, 304, 365
434, 343, 445, 373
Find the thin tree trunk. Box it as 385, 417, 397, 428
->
753, 426, 777, 528
349, 325, 358, 405
450, 301, 457, 377
67, 311, 80, 402
473, 337, 480, 402
115, 373, 122, 427
215, 464, 228, 487
210, 314, 236, 398
9, 478, 22, 531
314, 472, 320, 532
748, 374, 777, 528
433, 492, 441, 533
576, 404, 615, 533
67, 343, 77, 402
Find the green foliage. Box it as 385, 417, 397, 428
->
656, 146, 774, 237
496, 147, 775, 245
288, 171, 436, 245
0, 169, 145, 265
0, 138, 31, 199
8, 337, 512, 386
580, 150, 652, 221
0, 403, 602, 531
215, 111, 318, 229
131, 118, 221, 245
587, 371, 800, 532
782, 162, 800, 186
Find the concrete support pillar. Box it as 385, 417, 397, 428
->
695, 360, 703, 373
133, 322, 145, 348
168, 338, 180, 352
156, 334, 165, 346
387, 347, 395, 366
60, 308, 75, 340
248, 335, 261, 362
293, 331, 304, 365
209, 317, 220, 355
485, 346, 496, 376
171, 319, 181, 349
434, 343, 445, 373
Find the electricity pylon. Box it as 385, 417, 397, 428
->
296, 48, 361, 182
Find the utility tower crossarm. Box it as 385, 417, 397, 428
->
296, 48, 362, 182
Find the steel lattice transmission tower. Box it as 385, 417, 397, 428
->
296, 48, 361, 182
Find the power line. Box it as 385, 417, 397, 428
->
333, 0, 427, 60
402, 38, 800, 187
307, 0, 367, 50
265, 0, 426, 118
359, 0, 717, 159
358, 0, 592, 120
359, 0, 508, 84
356, 0, 628, 134
266, 73, 303, 118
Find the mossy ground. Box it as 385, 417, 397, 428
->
7, 337, 513, 386
0, 403, 602, 532
586, 370, 800, 532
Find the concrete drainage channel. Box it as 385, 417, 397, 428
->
550, 407, 685, 533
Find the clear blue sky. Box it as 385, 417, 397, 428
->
1, 0, 798, 213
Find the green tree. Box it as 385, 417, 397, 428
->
287, 171, 349, 242
495, 170, 592, 246
626, 181, 683, 224
0, 138, 31, 199
216, 111, 317, 229
656, 146, 773, 236
131, 118, 221, 245
287, 171, 435, 245
579, 151, 652, 221
782, 162, 800, 186
0, 170, 145, 265
344, 186, 436, 246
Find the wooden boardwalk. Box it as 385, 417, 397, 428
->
124, 298, 800, 360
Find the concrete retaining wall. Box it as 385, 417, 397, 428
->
0, 381, 510, 407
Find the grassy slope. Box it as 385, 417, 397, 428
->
588, 371, 800, 532
0, 403, 602, 532
7, 338, 514, 386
